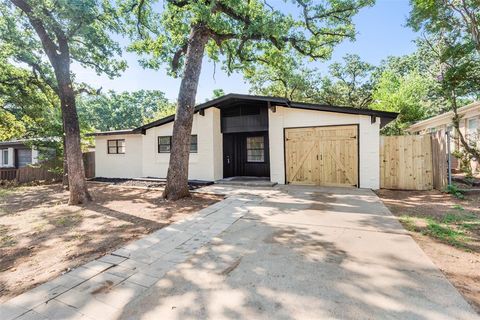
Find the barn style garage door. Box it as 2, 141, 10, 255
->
285, 125, 358, 187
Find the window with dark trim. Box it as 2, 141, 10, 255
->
246, 136, 264, 162
158, 135, 197, 153
190, 135, 198, 153
107, 139, 125, 154
2, 149, 8, 165
158, 136, 171, 153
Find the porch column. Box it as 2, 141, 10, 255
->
7, 147, 14, 167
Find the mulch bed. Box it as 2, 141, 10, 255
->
90, 177, 213, 190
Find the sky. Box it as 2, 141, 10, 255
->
72, 0, 418, 102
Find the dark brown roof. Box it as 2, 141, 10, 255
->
93, 94, 399, 135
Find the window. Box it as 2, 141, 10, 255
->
246, 136, 265, 162
158, 136, 171, 153
2, 149, 8, 165
107, 139, 125, 154
190, 135, 198, 153
467, 118, 478, 134
158, 135, 197, 153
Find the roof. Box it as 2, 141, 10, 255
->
0, 137, 59, 147
92, 93, 399, 136
88, 129, 139, 136
407, 101, 480, 132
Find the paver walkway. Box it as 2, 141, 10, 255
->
1, 185, 478, 320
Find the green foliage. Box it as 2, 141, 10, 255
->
77, 90, 175, 132
211, 89, 225, 99
372, 70, 433, 135
247, 53, 375, 107
317, 54, 375, 108
446, 184, 465, 199
452, 149, 475, 178
245, 54, 320, 102
123, 0, 373, 76
424, 217, 467, 248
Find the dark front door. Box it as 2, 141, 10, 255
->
223, 132, 270, 178
223, 134, 235, 178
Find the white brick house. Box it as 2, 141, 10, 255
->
92, 94, 398, 189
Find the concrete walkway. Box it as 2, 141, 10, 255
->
1, 186, 478, 320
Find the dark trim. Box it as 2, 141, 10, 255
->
157, 135, 198, 153
158, 136, 172, 153
107, 139, 125, 154
90, 129, 139, 136
246, 135, 266, 163
133, 94, 399, 133
283, 123, 360, 188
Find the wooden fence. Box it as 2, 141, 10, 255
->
0, 162, 62, 183
380, 133, 447, 190
83, 151, 95, 179
0, 150, 97, 184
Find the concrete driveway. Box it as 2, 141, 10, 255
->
118, 185, 476, 320
2, 185, 477, 320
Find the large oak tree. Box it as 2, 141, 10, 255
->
1, 0, 126, 204
124, 0, 373, 200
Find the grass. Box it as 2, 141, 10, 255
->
399, 211, 479, 250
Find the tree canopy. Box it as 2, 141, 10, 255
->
77, 90, 175, 132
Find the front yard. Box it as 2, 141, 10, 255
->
0, 182, 222, 303
376, 189, 480, 313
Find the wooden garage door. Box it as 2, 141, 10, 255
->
285, 125, 358, 187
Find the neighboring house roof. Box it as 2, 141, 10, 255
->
92, 93, 399, 136
407, 101, 480, 133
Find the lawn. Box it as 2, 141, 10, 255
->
376, 189, 480, 313
0, 182, 222, 303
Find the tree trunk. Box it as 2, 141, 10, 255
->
10, 0, 89, 204
163, 25, 209, 200
62, 135, 69, 190
451, 93, 480, 160
56, 60, 91, 204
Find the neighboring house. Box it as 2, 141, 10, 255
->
0, 139, 40, 168
92, 94, 398, 189
407, 101, 480, 172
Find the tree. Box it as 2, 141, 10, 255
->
211, 89, 225, 99
245, 54, 320, 102
1, 0, 126, 204
317, 54, 375, 108
125, 0, 372, 199
77, 90, 175, 132
409, 1, 480, 160
371, 70, 433, 134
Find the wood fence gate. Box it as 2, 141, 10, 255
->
380, 133, 447, 190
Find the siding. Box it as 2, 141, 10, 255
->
95, 134, 143, 178
141, 107, 222, 181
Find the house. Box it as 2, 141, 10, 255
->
407, 101, 479, 172
92, 94, 398, 189
0, 139, 40, 168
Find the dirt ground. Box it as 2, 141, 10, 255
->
0, 182, 222, 303
376, 189, 480, 313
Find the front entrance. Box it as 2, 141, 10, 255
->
285, 125, 359, 187
223, 132, 270, 178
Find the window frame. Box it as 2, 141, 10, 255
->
158, 136, 172, 153
2, 149, 8, 165
157, 135, 198, 154
246, 136, 265, 163
107, 139, 125, 154
190, 135, 198, 153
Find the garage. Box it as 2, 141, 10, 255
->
285, 125, 358, 187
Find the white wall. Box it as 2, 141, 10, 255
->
95, 134, 143, 178
268, 106, 381, 189
142, 107, 222, 181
